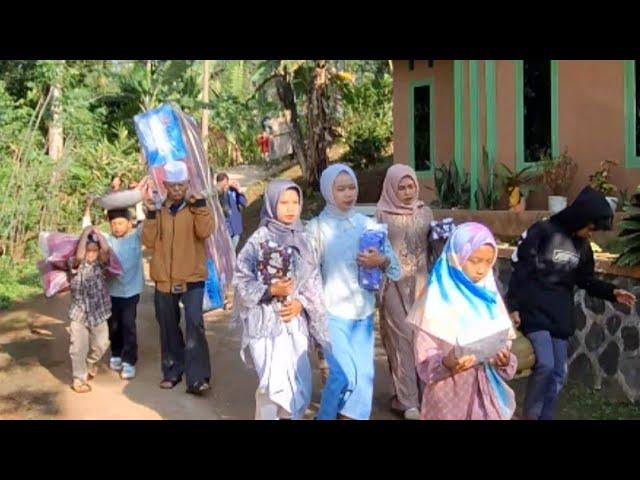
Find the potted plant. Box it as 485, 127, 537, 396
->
540, 150, 578, 213
476, 147, 501, 210
496, 163, 539, 212
589, 159, 619, 212
431, 160, 471, 209
615, 185, 640, 266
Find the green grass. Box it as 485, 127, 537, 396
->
511, 377, 640, 420
0, 257, 42, 310
556, 381, 640, 420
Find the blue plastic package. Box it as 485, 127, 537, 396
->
134, 104, 188, 168
358, 229, 386, 291
203, 258, 224, 311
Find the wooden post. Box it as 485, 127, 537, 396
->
202, 59, 210, 161
48, 82, 63, 162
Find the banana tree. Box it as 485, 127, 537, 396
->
251, 60, 345, 187
251, 60, 309, 178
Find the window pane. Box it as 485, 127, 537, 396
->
414, 85, 431, 171
523, 60, 552, 163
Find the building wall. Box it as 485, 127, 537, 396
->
393, 60, 640, 209
392, 60, 454, 204
558, 61, 639, 199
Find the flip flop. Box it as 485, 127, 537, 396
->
159, 378, 182, 389
71, 381, 92, 393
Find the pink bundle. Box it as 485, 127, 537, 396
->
37, 232, 123, 298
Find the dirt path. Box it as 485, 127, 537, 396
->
0, 276, 400, 420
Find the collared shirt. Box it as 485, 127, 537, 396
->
105, 225, 145, 298
68, 259, 111, 327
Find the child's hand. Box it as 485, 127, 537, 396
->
489, 348, 511, 367
270, 278, 293, 298
443, 349, 476, 374
357, 249, 387, 268
279, 299, 303, 322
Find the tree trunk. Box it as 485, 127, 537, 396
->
48, 82, 63, 162
275, 75, 307, 177
305, 61, 331, 188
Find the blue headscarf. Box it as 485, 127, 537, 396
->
319, 163, 358, 221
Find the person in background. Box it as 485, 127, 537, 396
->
110, 175, 122, 192
216, 172, 247, 250
256, 130, 271, 166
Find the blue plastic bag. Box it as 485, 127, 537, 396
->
134, 104, 188, 168
358, 229, 386, 291
203, 258, 224, 311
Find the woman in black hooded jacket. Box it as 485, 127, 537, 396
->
506, 186, 636, 420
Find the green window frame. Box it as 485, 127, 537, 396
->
624, 60, 640, 168
515, 60, 559, 171
408, 78, 436, 178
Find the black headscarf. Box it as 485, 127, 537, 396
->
550, 186, 613, 233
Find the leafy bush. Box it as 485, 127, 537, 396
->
431, 161, 471, 209
615, 187, 640, 266
340, 73, 392, 169
0, 257, 41, 310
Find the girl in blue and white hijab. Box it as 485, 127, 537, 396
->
409, 222, 518, 420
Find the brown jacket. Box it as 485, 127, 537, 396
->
142, 199, 215, 293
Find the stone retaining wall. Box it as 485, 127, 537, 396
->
496, 249, 640, 402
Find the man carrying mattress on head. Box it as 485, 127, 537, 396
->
82, 177, 148, 381
142, 159, 215, 395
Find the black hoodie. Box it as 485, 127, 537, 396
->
505, 186, 616, 339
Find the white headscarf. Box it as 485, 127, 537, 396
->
319, 163, 358, 220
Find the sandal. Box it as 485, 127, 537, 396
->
186, 381, 210, 395
159, 378, 182, 389
71, 380, 92, 393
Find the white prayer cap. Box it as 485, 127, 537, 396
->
164, 160, 189, 182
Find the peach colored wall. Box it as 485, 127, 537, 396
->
392, 60, 454, 203
394, 60, 640, 209
495, 60, 516, 174
558, 60, 640, 199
